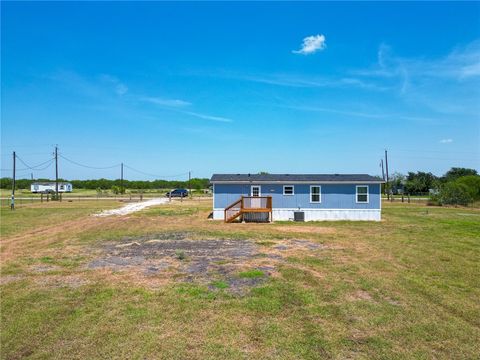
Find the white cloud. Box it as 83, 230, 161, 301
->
141, 96, 191, 107
440, 138, 453, 144
293, 34, 326, 55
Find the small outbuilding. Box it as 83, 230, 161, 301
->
210, 174, 384, 222
31, 182, 73, 193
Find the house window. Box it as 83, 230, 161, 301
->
251, 186, 260, 197
356, 185, 369, 203
283, 185, 294, 195
310, 186, 321, 203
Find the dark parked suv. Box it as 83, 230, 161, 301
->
166, 189, 188, 198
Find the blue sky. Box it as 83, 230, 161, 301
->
1, 2, 479, 180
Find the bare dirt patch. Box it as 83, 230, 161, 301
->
0, 275, 24, 285
87, 232, 325, 293
347, 289, 374, 302
30, 264, 62, 273
93, 198, 168, 217
33, 274, 90, 288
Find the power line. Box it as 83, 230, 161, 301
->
15, 155, 55, 170
59, 153, 189, 179
123, 164, 189, 179
1, 159, 54, 172
59, 154, 121, 169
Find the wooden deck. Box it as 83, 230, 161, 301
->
224, 196, 272, 223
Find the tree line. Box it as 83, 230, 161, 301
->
388, 167, 480, 205
0, 177, 211, 191
2, 167, 478, 205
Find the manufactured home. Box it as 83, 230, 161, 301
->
31, 182, 73, 193
210, 174, 384, 222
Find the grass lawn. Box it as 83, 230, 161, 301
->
1, 199, 479, 359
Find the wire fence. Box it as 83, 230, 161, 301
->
1, 192, 212, 208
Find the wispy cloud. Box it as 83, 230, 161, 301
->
99, 74, 128, 95
115, 84, 128, 96
47, 71, 130, 98
352, 40, 480, 109
440, 138, 453, 144
293, 34, 326, 55
47, 70, 232, 124
287, 105, 435, 123
141, 96, 191, 107
217, 72, 387, 91
140, 96, 233, 122
180, 111, 233, 123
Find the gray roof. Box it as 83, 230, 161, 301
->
210, 174, 384, 183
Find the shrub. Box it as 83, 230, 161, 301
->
455, 175, 480, 201
436, 182, 473, 206
175, 250, 186, 260
111, 185, 125, 195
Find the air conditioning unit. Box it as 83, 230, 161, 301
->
294, 211, 305, 222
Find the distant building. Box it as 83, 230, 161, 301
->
31, 182, 73, 193
210, 174, 384, 222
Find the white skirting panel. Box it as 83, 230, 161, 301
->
272, 209, 381, 221
213, 209, 225, 220
213, 208, 381, 221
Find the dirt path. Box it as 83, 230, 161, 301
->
93, 198, 168, 217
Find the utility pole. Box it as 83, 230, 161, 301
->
385, 149, 390, 199
380, 159, 385, 195
380, 159, 385, 180
188, 171, 192, 198
11, 151, 16, 210
121, 163, 124, 195
55, 145, 59, 199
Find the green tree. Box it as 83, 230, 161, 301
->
404, 172, 437, 194
437, 182, 473, 206
455, 175, 480, 201
443, 168, 478, 182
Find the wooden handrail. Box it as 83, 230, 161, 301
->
224, 196, 273, 223
224, 198, 242, 211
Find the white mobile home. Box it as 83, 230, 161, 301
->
31, 182, 73, 193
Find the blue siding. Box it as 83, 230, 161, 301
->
214, 183, 380, 209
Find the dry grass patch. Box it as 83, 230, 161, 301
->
1, 200, 479, 359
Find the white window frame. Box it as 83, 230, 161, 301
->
283, 185, 294, 196
356, 185, 369, 203
251, 185, 261, 197
310, 185, 321, 203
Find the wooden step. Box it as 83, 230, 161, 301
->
226, 211, 242, 223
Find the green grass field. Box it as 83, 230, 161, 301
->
1, 200, 479, 359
